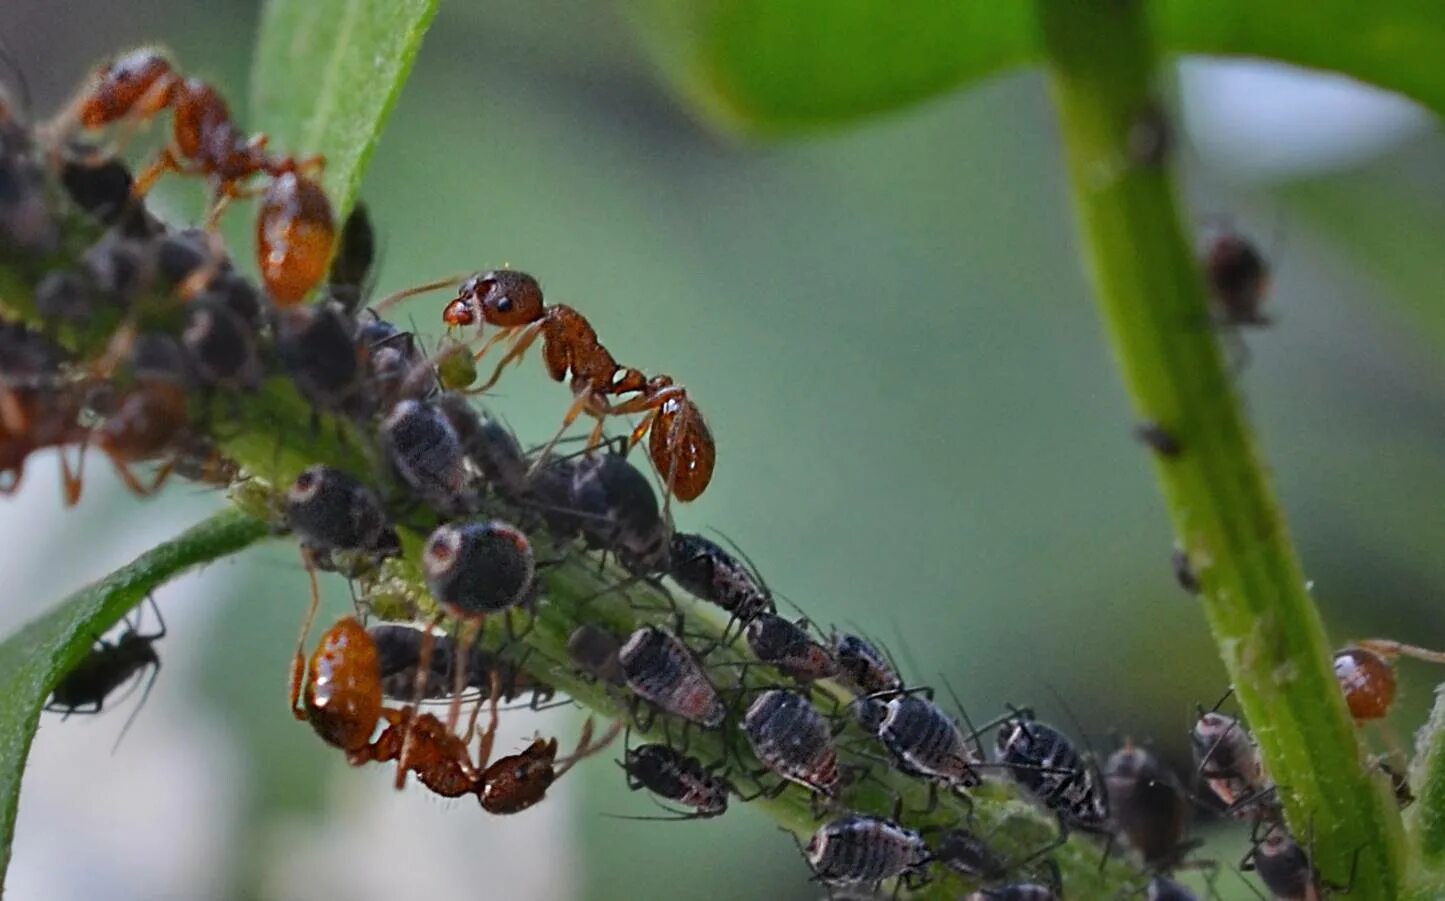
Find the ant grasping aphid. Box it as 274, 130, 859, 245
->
382, 268, 716, 503
46, 594, 166, 751
401, 519, 537, 788
799, 814, 932, 893
367, 622, 556, 709
1335, 638, 1445, 721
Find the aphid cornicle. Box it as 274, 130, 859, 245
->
380, 399, 477, 515
668, 531, 775, 624
995, 710, 1109, 832
1190, 706, 1275, 819
803, 815, 931, 889
617, 625, 725, 728
744, 614, 839, 683
421, 520, 536, 619
47, 596, 166, 749
744, 689, 841, 798
620, 741, 731, 819
870, 691, 983, 789
1103, 741, 1191, 870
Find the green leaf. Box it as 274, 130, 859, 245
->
0, 510, 269, 889
628, 0, 1445, 134
1157, 0, 1445, 122
251, 0, 440, 216
624, 0, 1037, 135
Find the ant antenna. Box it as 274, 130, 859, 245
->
371, 272, 469, 316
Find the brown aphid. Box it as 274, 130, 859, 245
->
1334, 646, 1396, 721
256, 172, 335, 305
1203, 229, 1270, 326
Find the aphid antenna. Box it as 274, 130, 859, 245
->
939, 674, 986, 760
110, 651, 161, 754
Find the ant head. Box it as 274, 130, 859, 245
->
441, 296, 475, 328
81, 48, 175, 128
458, 269, 543, 328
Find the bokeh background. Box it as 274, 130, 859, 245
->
1, 2, 1442, 899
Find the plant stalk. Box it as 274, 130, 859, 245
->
1034, 0, 1403, 896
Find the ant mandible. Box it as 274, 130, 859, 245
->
377, 269, 715, 503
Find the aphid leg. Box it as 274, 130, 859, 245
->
288, 546, 324, 718
111, 654, 160, 753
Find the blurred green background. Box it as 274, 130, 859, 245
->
1, 2, 1442, 899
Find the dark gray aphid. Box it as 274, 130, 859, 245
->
621, 742, 730, 819
568, 623, 624, 685
182, 298, 261, 390
933, 828, 1009, 883
803, 815, 930, 889
285, 465, 399, 559
1103, 742, 1190, 870
434, 394, 529, 502
831, 632, 903, 697
872, 693, 982, 789
274, 303, 367, 415
617, 625, 725, 728
744, 689, 840, 797
668, 532, 774, 623
744, 614, 838, 682
421, 519, 535, 620
995, 711, 1108, 831
380, 398, 476, 514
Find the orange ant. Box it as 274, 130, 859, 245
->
56, 48, 334, 304
1335, 638, 1445, 722
293, 615, 619, 814
0, 329, 88, 504
377, 269, 715, 503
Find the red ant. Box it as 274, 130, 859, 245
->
1335, 638, 1445, 722
293, 616, 619, 813
55, 48, 334, 304
377, 269, 715, 503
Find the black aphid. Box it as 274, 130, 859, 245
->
1103, 741, 1191, 870
1203, 229, 1270, 327
934, 828, 1010, 883
274, 302, 366, 415
421, 519, 535, 619
620, 742, 731, 819
182, 298, 261, 390
285, 464, 400, 561
995, 710, 1109, 832
871, 692, 983, 789
668, 531, 774, 623
380, 398, 476, 514
617, 625, 725, 728
46, 596, 166, 750
568, 622, 624, 685
435, 394, 529, 502
832, 632, 903, 697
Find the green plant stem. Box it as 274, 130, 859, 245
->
0, 508, 271, 885
1035, 1, 1404, 896
1406, 686, 1445, 895
0, 237, 1147, 898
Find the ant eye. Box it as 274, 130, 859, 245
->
495, 294, 513, 314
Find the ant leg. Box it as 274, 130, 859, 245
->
396, 617, 441, 789
130, 147, 180, 199
474, 670, 503, 770
105, 455, 161, 498
525, 389, 596, 477
0, 382, 27, 434
471, 323, 542, 393
447, 617, 483, 733
289, 547, 324, 719
59, 442, 85, 506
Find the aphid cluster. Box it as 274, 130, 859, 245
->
4, 50, 1321, 901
